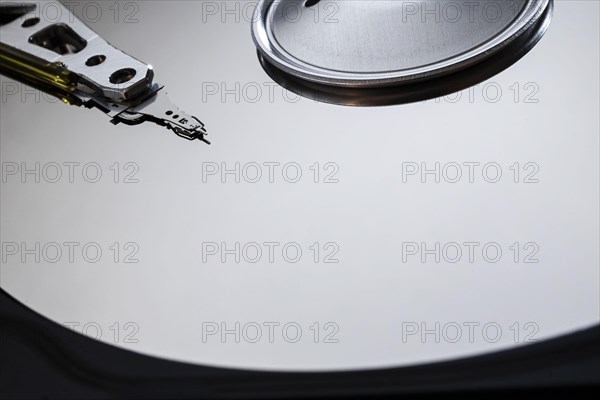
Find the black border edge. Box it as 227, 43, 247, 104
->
1, 288, 599, 399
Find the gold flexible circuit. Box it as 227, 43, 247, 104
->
0, 42, 82, 106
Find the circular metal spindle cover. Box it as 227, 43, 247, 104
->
252, 0, 552, 90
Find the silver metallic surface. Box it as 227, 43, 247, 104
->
252, 0, 551, 87
0, 0, 598, 372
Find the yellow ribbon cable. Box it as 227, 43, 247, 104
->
0, 42, 82, 106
